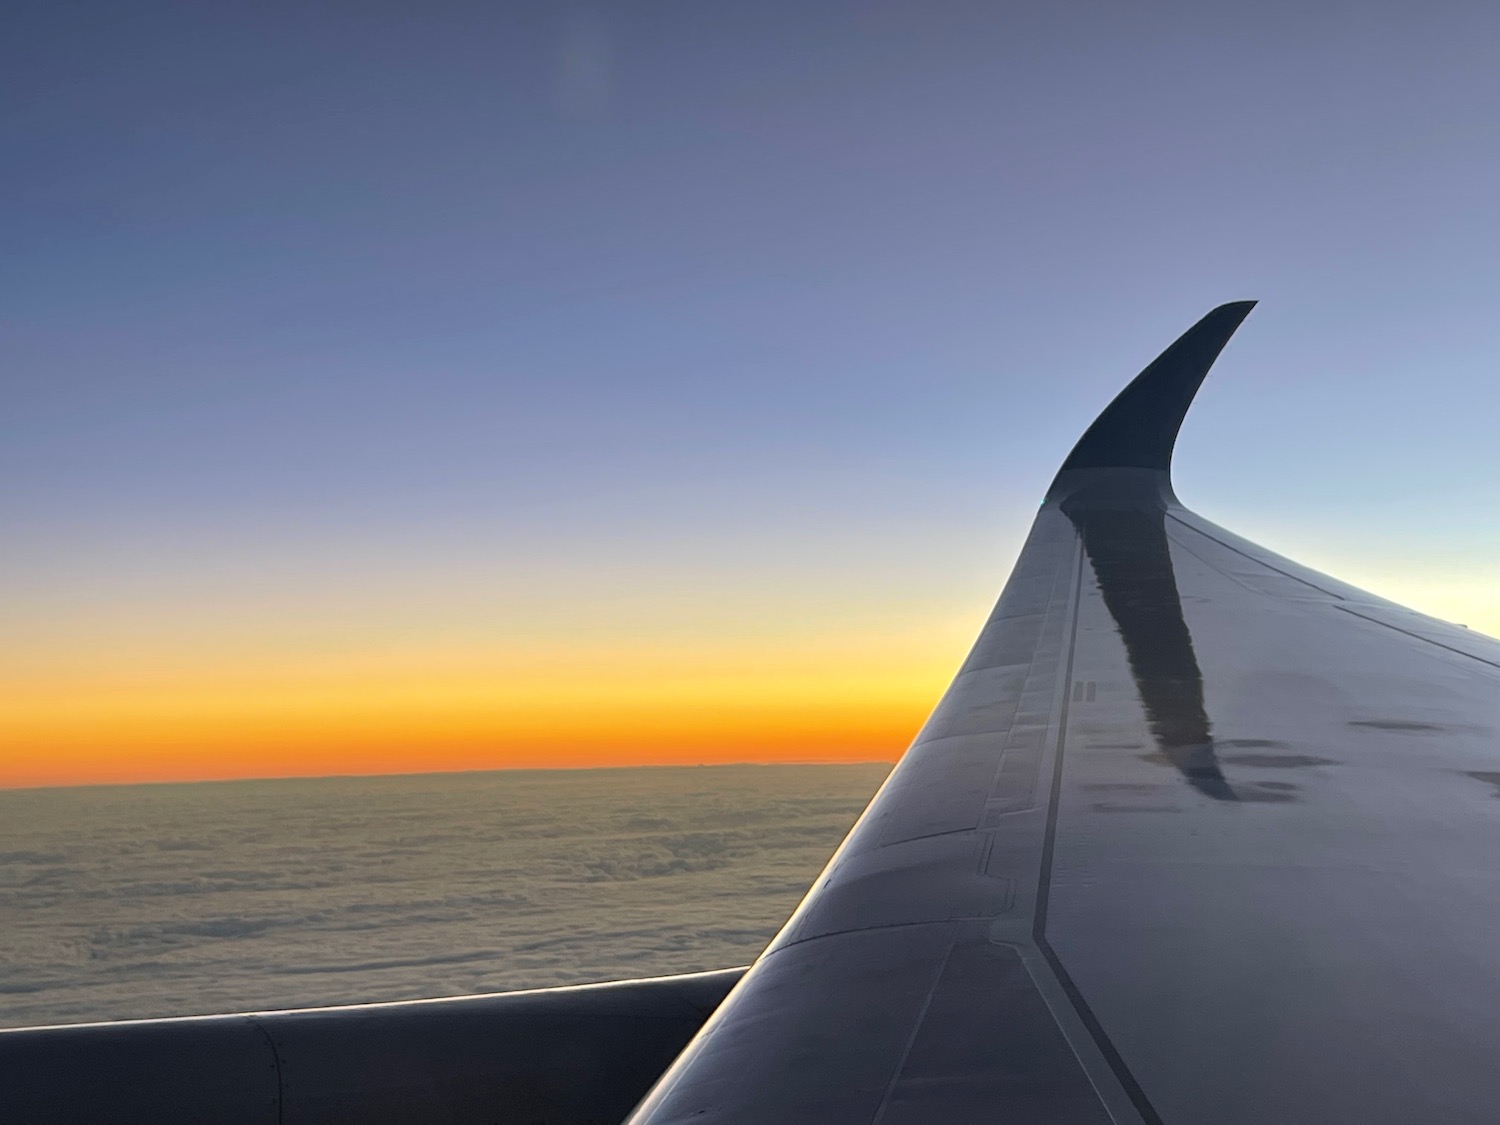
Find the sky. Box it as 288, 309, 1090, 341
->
4, 1, 1499, 788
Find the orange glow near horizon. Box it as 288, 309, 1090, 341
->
8, 532, 1493, 791
0, 520, 1002, 791
0, 630, 962, 789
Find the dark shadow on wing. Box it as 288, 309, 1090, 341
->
1065, 505, 1238, 801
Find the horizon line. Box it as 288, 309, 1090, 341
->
0, 757, 896, 796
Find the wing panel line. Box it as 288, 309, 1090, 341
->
868, 924, 960, 1125
1336, 605, 1500, 671
1033, 538, 1166, 1125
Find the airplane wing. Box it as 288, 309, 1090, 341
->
9, 304, 1500, 1124
626, 302, 1500, 1125
0, 969, 742, 1124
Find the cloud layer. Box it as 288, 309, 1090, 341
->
0, 763, 886, 1027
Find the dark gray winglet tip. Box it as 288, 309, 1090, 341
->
1049, 300, 1256, 490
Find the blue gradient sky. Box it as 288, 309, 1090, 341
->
5, 2, 1499, 784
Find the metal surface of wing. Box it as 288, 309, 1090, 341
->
627, 304, 1500, 1124
0, 969, 743, 1125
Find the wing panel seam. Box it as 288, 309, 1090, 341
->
1033, 538, 1165, 1125
867, 923, 960, 1125
1335, 605, 1500, 671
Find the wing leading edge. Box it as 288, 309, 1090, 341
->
627, 305, 1500, 1125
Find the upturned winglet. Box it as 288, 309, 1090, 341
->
1050, 300, 1256, 487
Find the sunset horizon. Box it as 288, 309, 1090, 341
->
7, 4, 1499, 792
8, 6, 1500, 1117
0, 755, 898, 794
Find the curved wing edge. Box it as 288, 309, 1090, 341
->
1048, 300, 1256, 489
